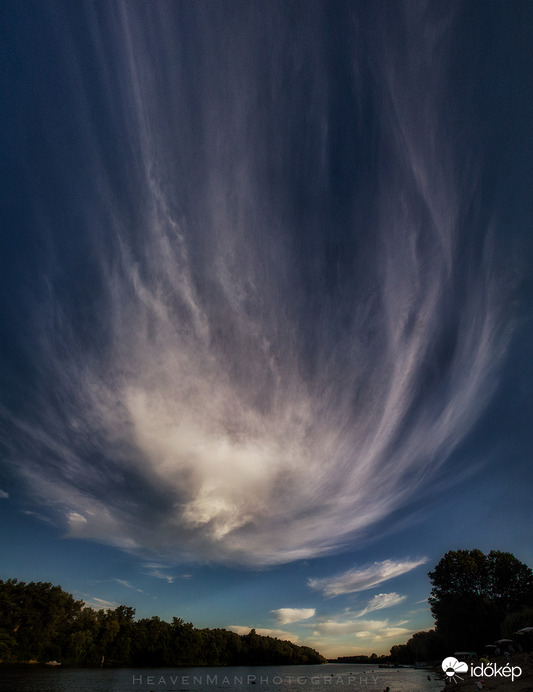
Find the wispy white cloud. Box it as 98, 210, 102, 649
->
22, 510, 55, 525
372, 627, 414, 641
67, 511, 87, 526
357, 592, 407, 616
312, 615, 412, 641
143, 563, 175, 583
308, 559, 428, 597
305, 610, 417, 658
1, 3, 516, 569
271, 608, 316, 625
84, 596, 118, 611
113, 578, 145, 594
0, 489, 9, 499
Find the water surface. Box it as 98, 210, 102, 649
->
0, 663, 443, 692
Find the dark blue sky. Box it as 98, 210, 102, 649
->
1, 1, 533, 656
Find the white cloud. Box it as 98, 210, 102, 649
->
304, 611, 418, 659
22, 510, 55, 525
357, 592, 407, 616
68, 511, 87, 524
143, 563, 175, 583
2, 2, 514, 569
372, 627, 414, 641
312, 615, 414, 641
84, 596, 118, 611
271, 608, 316, 625
0, 489, 9, 499
308, 558, 428, 597
113, 578, 145, 594
314, 618, 376, 636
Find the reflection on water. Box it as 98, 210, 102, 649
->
0, 664, 444, 692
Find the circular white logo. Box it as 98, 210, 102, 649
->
442, 657, 469, 680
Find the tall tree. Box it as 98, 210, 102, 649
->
428, 549, 533, 650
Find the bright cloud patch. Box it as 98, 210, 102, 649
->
68, 512, 87, 524
308, 559, 428, 597
0, 489, 9, 499
272, 608, 316, 625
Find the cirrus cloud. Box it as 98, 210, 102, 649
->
308, 558, 428, 597
312, 616, 411, 640
1, 2, 515, 569
357, 592, 407, 616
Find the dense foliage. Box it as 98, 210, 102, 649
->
389, 549, 533, 663
428, 549, 533, 651
390, 630, 448, 664
0, 579, 326, 667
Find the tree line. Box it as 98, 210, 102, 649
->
2, 549, 532, 667
389, 549, 533, 664
0, 579, 326, 667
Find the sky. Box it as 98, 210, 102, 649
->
1, 0, 533, 658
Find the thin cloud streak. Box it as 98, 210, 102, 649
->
1, 3, 518, 567
84, 597, 119, 611
357, 593, 407, 617
308, 559, 428, 597
312, 616, 410, 639
143, 564, 175, 584
113, 579, 145, 594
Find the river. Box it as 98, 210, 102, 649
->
0, 663, 444, 692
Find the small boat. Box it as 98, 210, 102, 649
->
45, 660, 61, 666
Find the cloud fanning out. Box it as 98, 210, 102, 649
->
308, 559, 428, 597
1, 3, 516, 567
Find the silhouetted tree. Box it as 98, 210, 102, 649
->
428, 549, 533, 650
0, 578, 326, 666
